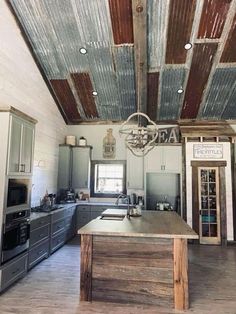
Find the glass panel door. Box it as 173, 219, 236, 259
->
198, 167, 220, 244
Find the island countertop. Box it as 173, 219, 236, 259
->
78, 211, 198, 239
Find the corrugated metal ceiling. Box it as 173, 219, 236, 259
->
7, 0, 236, 124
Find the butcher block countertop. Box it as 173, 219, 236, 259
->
78, 210, 198, 239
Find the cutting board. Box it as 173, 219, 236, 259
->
101, 208, 127, 218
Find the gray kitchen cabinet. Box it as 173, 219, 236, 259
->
8, 114, 35, 175
64, 206, 76, 241
57, 145, 72, 190
126, 149, 144, 189
72, 146, 91, 189
0, 252, 28, 292
28, 215, 50, 269
77, 205, 91, 229
50, 210, 65, 254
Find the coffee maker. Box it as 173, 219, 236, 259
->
59, 189, 76, 203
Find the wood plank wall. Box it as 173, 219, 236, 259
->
92, 236, 174, 306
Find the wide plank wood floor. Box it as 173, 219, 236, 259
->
0, 236, 235, 314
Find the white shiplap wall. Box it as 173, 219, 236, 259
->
0, 0, 67, 207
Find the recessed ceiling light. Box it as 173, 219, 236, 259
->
177, 88, 184, 94
184, 43, 192, 50
79, 47, 87, 54
92, 91, 98, 96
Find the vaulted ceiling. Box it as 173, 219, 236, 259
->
7, 0, 236, 124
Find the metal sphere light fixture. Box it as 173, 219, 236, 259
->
119, 112, 158, 157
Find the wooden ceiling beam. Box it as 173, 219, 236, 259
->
132, 0, 147, 114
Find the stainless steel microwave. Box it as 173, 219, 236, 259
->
7, 181, 28, 208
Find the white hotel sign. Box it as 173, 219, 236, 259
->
193, 144, 223, 159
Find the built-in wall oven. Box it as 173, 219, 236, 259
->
1, 209, 30, 264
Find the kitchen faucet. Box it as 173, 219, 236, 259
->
115, 193, 131, 219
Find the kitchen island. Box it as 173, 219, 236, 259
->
78, 211, 198, 310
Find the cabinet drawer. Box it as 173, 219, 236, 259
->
65, 215, 72, 228
52, 219, 65, 235
30, 215, 50, 231
91, 211, 103, 220
64, 206, 76, 217
30, 225, 50, 247
1, 253, 27, 291
51, 232, 65, 253
51, 210, 64, 222
77, 205, 90, 212
28, 239, 49, 269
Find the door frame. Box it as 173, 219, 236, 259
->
191, 161, 227, 245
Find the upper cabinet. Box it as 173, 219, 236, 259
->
126, 149, 144, 190
145, 146, 182, 173
7, 115, 35, 175
72, 146, 91, 189
57, 145, 72, 190
57, 146, 92, 190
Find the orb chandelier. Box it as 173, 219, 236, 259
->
119, 112, 158, 157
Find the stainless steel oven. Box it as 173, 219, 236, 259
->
1, 209, 30, 264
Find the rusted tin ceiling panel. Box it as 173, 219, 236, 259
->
221, 13, 236, 62
148, 0, 169, 70
147, 72, 159, 121
108, 0, 134, 44
70, 73, 99, 119
181, 43, 218, 119
159, 68, 186, 120
200, 68, 236, 119
198, 0, 231, 39
50, 79, 81, 122
112, 46, 136, 119
165, 0, 197, 64
222, 83, 236, 119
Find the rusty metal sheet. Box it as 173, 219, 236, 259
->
108, 0, 133, 44
200, 68, 236, 119
221, 13, 236, 62
198, 0, 231, 39
147, 72, 159, 121
148, 0, 169, 70
50, 79, 81, 122
165, 0, 197, 64
70, 73, 99, 119
181, 43, 218, 119
159, 68, 187, 120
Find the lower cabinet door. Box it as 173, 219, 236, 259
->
50, 232, 65, 254
28, 239, 50, 269
1, 253, 28, 292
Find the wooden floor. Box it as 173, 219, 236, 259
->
0, 236, 235, 314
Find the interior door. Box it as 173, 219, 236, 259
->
198, 167, 221, 244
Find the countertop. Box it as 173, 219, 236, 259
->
78, 211, 199, 239
30, 203, 77, 221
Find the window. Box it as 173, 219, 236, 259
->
90, 161, 126, 197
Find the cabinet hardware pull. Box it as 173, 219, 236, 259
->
38, 250, 44, 255
12, 268, 20, 275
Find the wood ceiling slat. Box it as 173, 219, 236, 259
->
198, 0, 231, 39
165, 0, 197, 64
71, 73, 99, 119
50, 79, 80, 122
147, 72, 159, 121
220, 13, 236, 62
108, 0, 134, 44
180, 43, 218, 119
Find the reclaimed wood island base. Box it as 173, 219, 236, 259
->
78, 211, 198, 310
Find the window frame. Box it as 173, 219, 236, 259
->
90, 160, 126, 198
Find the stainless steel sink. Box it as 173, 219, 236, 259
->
100, 216, 124, 221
